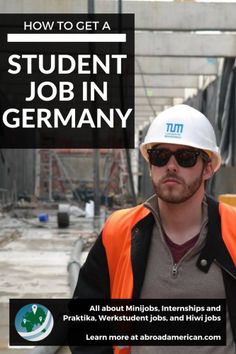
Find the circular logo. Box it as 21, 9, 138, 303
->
15, 303, 54, 341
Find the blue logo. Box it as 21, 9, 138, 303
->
15, 303, 54, 342
165, 123, 184, 138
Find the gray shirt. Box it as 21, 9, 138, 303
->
131, 195, 235, 354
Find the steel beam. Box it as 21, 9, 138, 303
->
135, 75, 199, 88
135, 108, 162, 115
94, 1, 236, 31
136, 32, 236, 57
136, 88, 185, 98
3, 1, 236, 32
135, 97, 173, 105
135, 57, 219, 75
135, 107, 165, 117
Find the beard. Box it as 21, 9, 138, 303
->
152, 169, 204, 204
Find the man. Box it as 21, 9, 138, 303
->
72, 104, 236, 354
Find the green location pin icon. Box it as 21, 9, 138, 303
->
23, 318, 26, 324
32, 304, 37, 315
39, 316, 42, 322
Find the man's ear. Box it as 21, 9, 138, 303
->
203, 162, 214, 181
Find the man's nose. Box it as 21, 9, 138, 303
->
166, 155, 178, 172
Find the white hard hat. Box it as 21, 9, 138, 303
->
140, 104, 221, 172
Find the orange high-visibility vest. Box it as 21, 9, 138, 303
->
102, 202, 236, 354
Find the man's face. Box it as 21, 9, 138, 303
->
149, 143, 213, 204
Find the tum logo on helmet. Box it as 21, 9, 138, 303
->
165, 123, 184, 138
